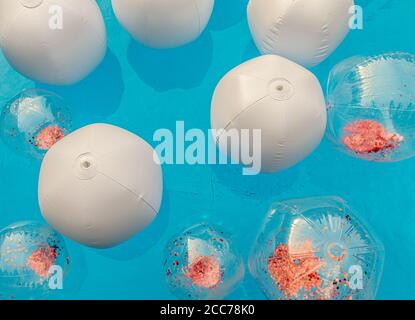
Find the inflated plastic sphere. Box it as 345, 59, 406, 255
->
249, 196, 384, 300
247, 0, 354, 67
0, 89, 72, 159
211, 55, 326, 173
112, 0, 214, 48
164, 223, 244, 300
0, 0, 106, 85
38, 123, 163, 249
0, 221, 70, 300
327, 52, 415, 162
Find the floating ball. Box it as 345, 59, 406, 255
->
0, 221, 70, 300
249, 196, 384, 300
163, 223, 244, 300
0, 89, 72, 159
326, 52, 415, 162
38, 123, 163, 249
0, 0, 106, 85
112, 0, 214, 48
211, 55, 326, 173
247, 0, 354, 67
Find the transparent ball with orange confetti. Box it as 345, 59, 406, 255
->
0, 221, 70, 300
0, 89, 72, 160
163, 223, 245, 300
326, 52, 415, 162
248, 197, 384, 300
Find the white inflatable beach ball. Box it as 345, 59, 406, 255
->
247, 0, 354, 67
0, 0, 107, 85
111, 0, 215, 48
211, 55, 326, 173
38, 123, 163, 248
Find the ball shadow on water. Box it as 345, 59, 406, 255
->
242, 39, 261, 62
208, 0, 248, 31
127, 32, 213, 92
63, 238, 88, 298
211, 162, 299, 201
37, 50, 124, 126
96, 190, 170, 261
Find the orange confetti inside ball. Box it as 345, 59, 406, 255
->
26, 246, 59, 278
267, 242, 324, 299
35, 125, 65, 151
186, 256, 222, 289
342, 120, 403, 154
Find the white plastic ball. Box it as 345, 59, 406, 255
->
111, 0, 215, 49
0, 0, 107, 85
211, 55, 326, 173
38, 123, 163, 249
247, 0, 354, 67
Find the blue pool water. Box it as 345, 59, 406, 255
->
0, 0, 414, 299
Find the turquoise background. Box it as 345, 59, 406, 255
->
1, 0, 414, 299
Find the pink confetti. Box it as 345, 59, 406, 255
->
35, 125, 65, 150
268, 241, 325, 299
186, 256, 222, 289
26, 246, 58, 278
342, 120, 403, 154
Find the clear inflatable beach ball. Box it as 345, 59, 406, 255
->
112, 0, 215, 49
327, 52, 415, 162
0, 221, 70, 300
249, 196, 384, 300
0, 0, 107, 85
163, 223, 244, 300
0, 89, 72, 160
